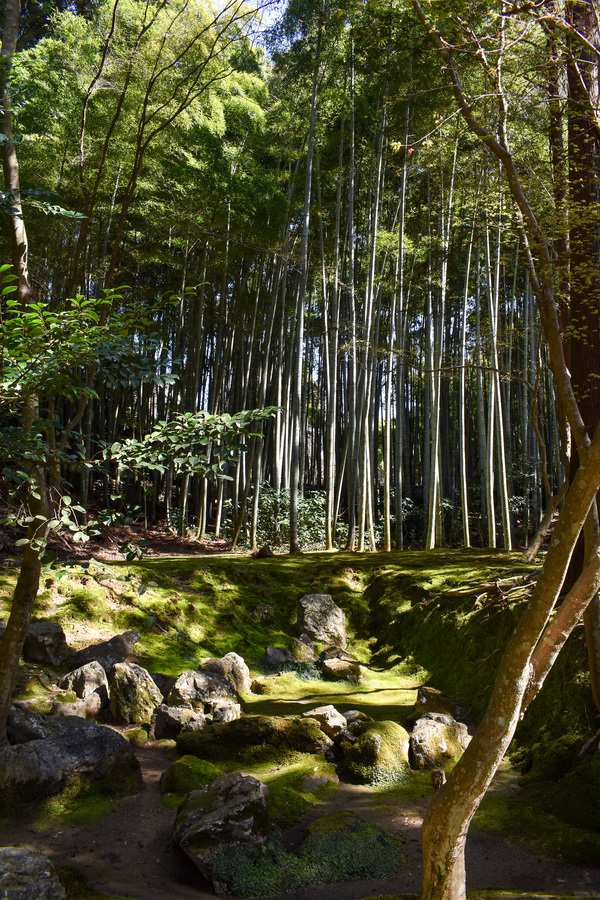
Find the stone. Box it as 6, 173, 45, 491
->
0, 847, 66, 899
151, 673, 176, 699
199, 652, 251, 694
211, 700, 241, 724
250, 605, 275, 623
23, 621, 71, 666
297, 594, 347, 648
340, 719, 410, 784
291, 637, 316, 663
57, 660, 109, 709
177, 715, 333, 763
264, 646, 294, 668
409, 713, 471, 770
109, 662, 163, 726
70, 629, 140, 673
322, 657, 363, 683
173, 773, 270, 888
344, 709, 368, 725
0, 720, 141, 802
7, 706, 62, 744
167, 670, 238, 714
302, 705, 347, 739
252, 545, 274, 558
150, 704, 207, 741
50, 699, 87, 719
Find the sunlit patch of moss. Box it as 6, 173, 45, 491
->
245, 668, 418, 724
122, 726, 149, 746
161, 755, 224, 808
22, 770, 138, 831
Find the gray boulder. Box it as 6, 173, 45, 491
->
0, 720, 141, 802
23, 621, 71, 666
167, 670, 238, 714
150, 704, 207, 740
173, 773, 270, 889
297, 594, 347, 648
264, 646, 294, 668
7, 706, 63, 744
409, 713, 471, 770
0, 847, 66, 899
302, 705, 347, 740
109, 662, 163, 726
199, 652, 251, 694
70, 629, 140, 672
58, 660, 108, 700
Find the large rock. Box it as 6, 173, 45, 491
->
297, 594, 347, 648
264, 646, 294, 669
23, 621, 71, 666
167, 670, 238, 714
0, 720, 141, 802
150, 704, 207, 740
199, 653, 251, 694
177, 715, 333, 763
173, 773, 270, 888
322, 657, 363, 683
291, 637, 316, 663
70, 629, 140, 672
0, 847, 66, 899
57, 660, 109, 707
341, 719, 410, 784
302, 705, 347, 740
409, 713, 471, 770
109, 662, 163, 726
7, 706, 66, 745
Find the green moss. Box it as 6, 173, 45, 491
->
265, 783, 311, 828
341, 720, 410, 785
176, 715, 330, 765
161, 756, 223, 807
210, 815, 403, 898
121, 726, 149, 746
473, 788, 600, 866
19, 767, 140, 831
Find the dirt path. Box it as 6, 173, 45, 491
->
2, 744, 600, 899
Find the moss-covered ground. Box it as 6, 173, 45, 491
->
2, 548, 600, 887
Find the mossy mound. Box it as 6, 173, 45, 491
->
161, 756, 223, 808
341, 719, 410, 785
210, 812, 403, 898
176, 715, 331, 765
265, 783, 311, 829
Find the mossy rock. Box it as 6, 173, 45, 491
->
122, 726, 149, 746
265, 783, 310, 828
161, 756, 223, 808
176, 715, 332, 764
341, 720, 410, 785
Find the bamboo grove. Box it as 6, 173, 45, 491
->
1, 0, 580, 554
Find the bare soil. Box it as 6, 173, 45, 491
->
1, 743, 600, 900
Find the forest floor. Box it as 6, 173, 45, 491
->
2, 532, 600, 898
2, 733, 600, 900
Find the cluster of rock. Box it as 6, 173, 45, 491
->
0, 590, 473, 897
264, 593, 364, 683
